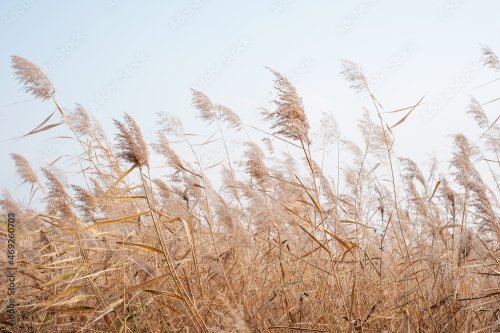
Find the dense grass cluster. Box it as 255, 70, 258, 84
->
0, 49, 499, 332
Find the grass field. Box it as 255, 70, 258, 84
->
0, 48, 499, 332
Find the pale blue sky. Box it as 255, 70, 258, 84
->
1, 1, 499, 200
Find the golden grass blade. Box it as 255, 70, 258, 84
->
437, 223, 461, 232
91, 298, 123, 324
481, 96, 500, 106
13, 111, 55, 139
126, 274, 169, 294
322, 228, 355, 251
295, 174, 322, 212
339, 219, 375, 230
18, 121, 64, 138
247, 124, 302, 148
106, 165, 136, 194
112, 195, 147, 201
142, 290, 184, 300
45, 286, 81, 305
48, 306, 95, 315
48, 294, 94, 308
296, 224, 332, 255
390, 95, 425, 129
81, 211, 149, 230
42, 271, 79, 287
382, 102, 428, 114
116, 241, 164, 254
71, 268, 123, 283
176, 162, 203, 178
428, 180, 441, 202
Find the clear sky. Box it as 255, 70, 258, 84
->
1, 1, 499, 201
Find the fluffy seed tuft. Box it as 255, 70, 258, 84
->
11, 55, 55, 100
11, 153, 39, 186
114, 113, 149, 166
263, 68, 310, 144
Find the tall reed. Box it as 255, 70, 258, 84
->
0, 49, 498, 333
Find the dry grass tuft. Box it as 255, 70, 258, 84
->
114, 113, 149, 167
11, 55, 55, 100
482, 46, 500, 71
10, 153, 39, 187
263, 68, 310, 144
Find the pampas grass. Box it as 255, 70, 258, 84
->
11, 56, 55, 100
1, 48, 499, 333
10, 153, 39, 187
482, 46, 500, 72
114, 113, 149, 167
263, 68, 310, 144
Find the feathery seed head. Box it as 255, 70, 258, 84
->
451, 134, 476, 187
467, 98, 489, 129
71, 104, 92, 136
261, 137, 274, 154
192, 89, 216, 122
11, 55, 55, 100
72, 185, 97, 220
481, 46, 500, 72
244, 142, 268, 186
0, 190, 21, 216
152, 132, 184, 171
358, 110, 386, 155
157, 112, 184, 137
400, 157, 426, 188
154, 178, 173, 201
264, 68, 310, 144
11, 153, 39, 186
319, 112, 340, 146
340, 59, 368, 93
43, 168, 75, 221
214, 104, 241, 130
114, 113, 149, 166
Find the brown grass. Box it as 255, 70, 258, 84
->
0, 49, 499, 332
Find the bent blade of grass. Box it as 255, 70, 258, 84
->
322, 228, 355, 252
91, 298, 124, 325
116, 241, 164, 254
12, 111, 55, 139
142, 290, 184, 300
112, 195, 147, 201
47, 294, 94, 308
81, 211, 149, 231
126, 274, 170, 294
42, 271, 79, 287
296, 223, 332, 255
18, 122, 64, 138
72, 267, 123, 283
428, 180, 441, 202
45, 286, 82, 305
48, 306, 95, 315
390, 95, 425, 129
339, 219, 376, 230
105, 165, 136, 194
